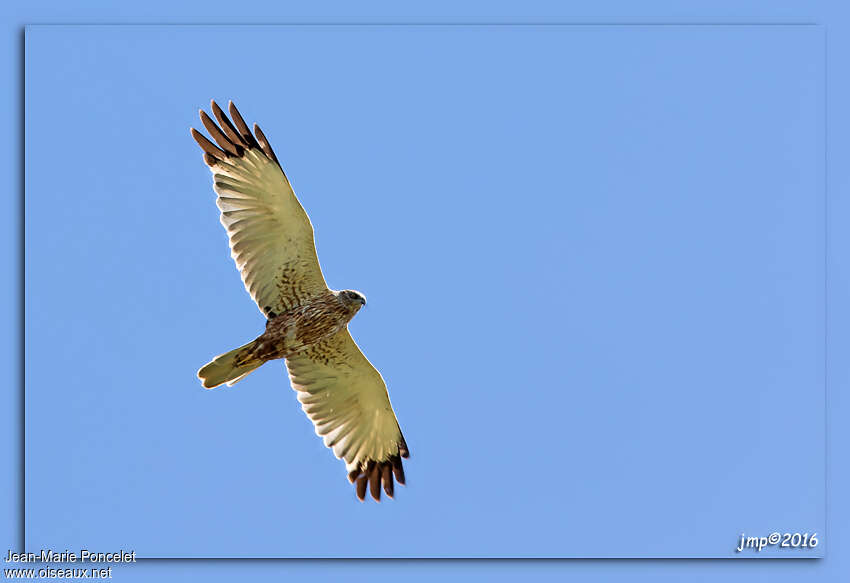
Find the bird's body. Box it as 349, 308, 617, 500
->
199, 290, 362, 381
257, 291, 358, 361
191, 101, 408, 502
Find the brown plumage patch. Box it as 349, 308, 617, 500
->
248, 294, 353, 361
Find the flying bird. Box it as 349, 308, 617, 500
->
191, 100, 408, 502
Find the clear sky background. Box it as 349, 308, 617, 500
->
24, 23, 824, 559
4, 2, 849, 580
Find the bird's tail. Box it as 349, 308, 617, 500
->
198, 339, 264, 389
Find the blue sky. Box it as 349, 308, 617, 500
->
22, 24, 825, 559
0, 0, 847, 581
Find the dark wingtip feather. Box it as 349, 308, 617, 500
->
211, 99, 248, 148
355, 476, 367, 501
391, 455, 405, 485
368, 463, 381, 502
381, 464, 394, 498
190, 128, 226, 161
227, 101, 260, 149
200, 110, 241, 156
192, 100, 292, 172
348, 450, 408, 501
253, 123, 280, 165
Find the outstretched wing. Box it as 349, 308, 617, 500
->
286, 328, 409, 502
191, 100, 328, 318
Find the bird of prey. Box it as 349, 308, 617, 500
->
191, 100, 408, 502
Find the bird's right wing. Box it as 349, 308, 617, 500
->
191, 100, 329, 318
286, 328, 409, 502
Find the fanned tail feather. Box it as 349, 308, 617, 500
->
198, 340, 263, 388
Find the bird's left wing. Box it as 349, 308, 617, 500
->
191, 100, 329, 317
286, 328, 409, 502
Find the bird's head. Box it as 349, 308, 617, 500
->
338, 289, 367, 314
